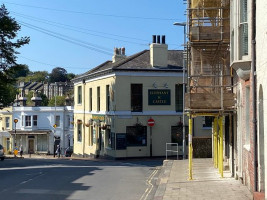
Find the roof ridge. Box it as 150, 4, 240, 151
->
112, 50, 148, 69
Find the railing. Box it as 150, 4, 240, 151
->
166, 143, 179, 160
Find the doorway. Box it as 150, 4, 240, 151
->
28, 139, 34, 154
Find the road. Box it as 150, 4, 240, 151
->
0, 157, 163, 200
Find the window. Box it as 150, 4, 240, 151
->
55, 116, 60, 127
77, 86, 82, 104
89, 126, 93, 146
66, 115, 70, 128
202, 116, 213, 128
77, 123, 82, 142
25, 116, 31, 127
240, 0, 248, 56
126, 126, 147, 146
106, 85, 110, 111
33, 115, 38, 126
246, 86, 250, 144
171, 126, 188, 145
97, 87, 100, 111
175, 84, 183, 112
131, 84, 143, 112
5, 117, 10, 129
89, 88, 92, 111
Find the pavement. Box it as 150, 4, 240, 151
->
154, 158, 253, 200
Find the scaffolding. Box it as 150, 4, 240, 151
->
186, 0, 234, 179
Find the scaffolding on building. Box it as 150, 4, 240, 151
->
185, 0, 234, 179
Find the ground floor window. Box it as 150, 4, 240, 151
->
126, 126, 147, 146
37, 135, 47, 151
77, 123, 82, 142
171, 126, 188, 145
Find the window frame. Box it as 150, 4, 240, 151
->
33, 115, 38, 126
106, 85, 110, 111
131, 84, 143, 112
77, 86, 82, 104
77, 123, 82, 142
55, 115, 60, 127
25, 116, 31, 127
126, 126, 147, 146
97, 86, 100, 112
5, 117, 10, 129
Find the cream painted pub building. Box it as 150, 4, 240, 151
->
72, 36, 211, 158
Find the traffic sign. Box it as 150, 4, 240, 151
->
147, 118, 155, 127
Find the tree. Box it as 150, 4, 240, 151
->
67, 73, 75, 81
17, 71, 49, 82
48, 96, 66, 106
0, 4, 30, 107
8, 64, 30, 79
49, 67, 68, 83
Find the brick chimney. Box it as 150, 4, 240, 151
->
31, 91, 42, 106
150, 35, 168, 68
112, 47, 126, 63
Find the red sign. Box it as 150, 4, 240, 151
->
147, 118, 155, 127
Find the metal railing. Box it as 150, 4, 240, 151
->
166, 143, 179, 160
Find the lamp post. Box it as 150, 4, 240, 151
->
173, 22, 187, 160
13, 118, 18, 157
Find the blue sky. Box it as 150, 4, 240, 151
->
1, 0, 187, 75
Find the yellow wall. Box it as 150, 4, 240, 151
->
73, 72, 210, 158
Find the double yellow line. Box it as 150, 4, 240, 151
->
139, 168, 159, 200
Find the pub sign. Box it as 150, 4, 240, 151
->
148, 89, 171, 105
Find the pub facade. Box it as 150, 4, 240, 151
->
72, 36, 211, 158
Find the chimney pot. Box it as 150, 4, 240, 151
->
162, 35, 166, 44
152, 35, 156, 43
157, 35, 161, 44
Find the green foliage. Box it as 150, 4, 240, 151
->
17, 71, 49, 82
40, 93, 49, 106
67, 73, 76, 81
0, 4, 30, 107
49, 67, 68, 83
26, 91, 34, 106
48, 96, 66, 106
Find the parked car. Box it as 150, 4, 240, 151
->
0, 144, 5, 161
65, 146, 73, 157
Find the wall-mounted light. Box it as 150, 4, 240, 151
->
164, 83, 168, 88
153, 82, 157, 88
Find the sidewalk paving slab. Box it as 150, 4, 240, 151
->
154, 158, 253, 200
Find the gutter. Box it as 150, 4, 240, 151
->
251, 0, 257, 192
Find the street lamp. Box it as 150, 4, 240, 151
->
13, 118, 18, 149
173, 22, 187, 160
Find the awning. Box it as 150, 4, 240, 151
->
0, 131, 11, 137
9, 130, 52, 135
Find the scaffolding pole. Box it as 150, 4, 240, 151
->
213, 117, 218, 168
188, 115, 193, 180
218, 116, 223, 178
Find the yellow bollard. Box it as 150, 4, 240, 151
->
188, 116, 193, 180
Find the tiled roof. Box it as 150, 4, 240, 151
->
73, 49, 184, 82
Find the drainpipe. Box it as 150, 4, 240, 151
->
251, 0, 257, 192
82, 79, 86, 157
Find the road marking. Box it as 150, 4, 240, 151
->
139, 169, 158, 200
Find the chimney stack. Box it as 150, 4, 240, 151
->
31, 91, 42, 106
112, 47, 126, 63
150, 35, 168, 68
19, 90, 27, 107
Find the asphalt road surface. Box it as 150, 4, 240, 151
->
0, 158, 163, 200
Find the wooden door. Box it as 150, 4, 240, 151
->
28, 139, 34, 154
